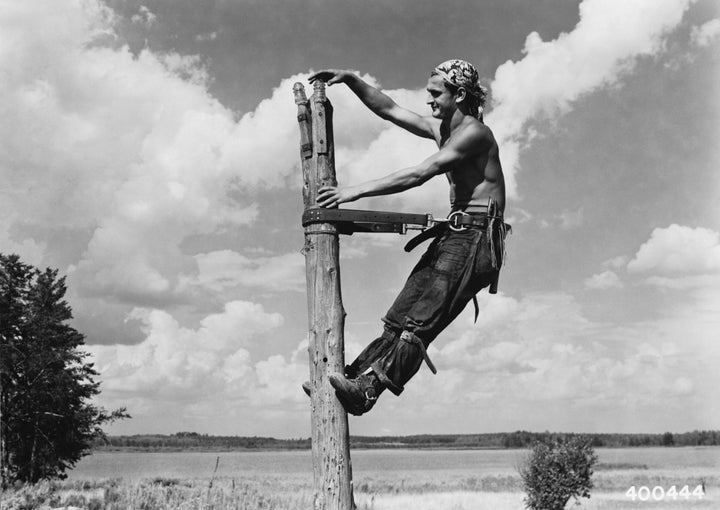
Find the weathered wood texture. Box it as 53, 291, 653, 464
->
294, 81, 355, 510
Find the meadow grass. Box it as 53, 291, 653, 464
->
1, 472, 717, 510
2, 448, 718, 510
359, 490, 717, 510
0, 478, 316, 510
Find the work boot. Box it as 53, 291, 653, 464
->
301, 365, 356, 398
328, 372, 384, 416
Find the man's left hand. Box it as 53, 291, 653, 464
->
317, 185, 358, 208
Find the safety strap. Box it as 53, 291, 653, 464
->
403, 223, 447, 252
400, 331, 437, 374
370, 361, 404, 395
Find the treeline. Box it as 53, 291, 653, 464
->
497, 430, 720, 448
93, 430, 720, 451
94, 432, 310, 451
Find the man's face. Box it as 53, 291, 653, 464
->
426, 75, 459, 119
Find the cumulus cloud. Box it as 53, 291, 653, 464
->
691, 18, 720, 47
603, 255, 630, 269
131, 6, 156, 28
557, 207, 584, 230
426, 292, 693, 406
487, 0, 693, 197
628, 224, 720, 277
327, 0, 694, 208
585, 270, 623, 290
583, 222, 720, 293
1, 0, 696, 310
196, 31, 219, 42
0, 219, 46, 268
624, 224, 720, 293
89, 301, 282, 394
396, 284, 719, 433
186, 250, 306, 294
0, 0, 318, 433
2, 0, 712, 435
2, 0, 264, 305
88, 301, 310, 433
1, 0, 323, 311
408, 222, 720, 430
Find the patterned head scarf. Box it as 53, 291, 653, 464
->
431, 59, 487, 109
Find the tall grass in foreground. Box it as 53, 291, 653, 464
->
0, 478, 315, 510
1, 471, 717, 509
1, 479, 717, 510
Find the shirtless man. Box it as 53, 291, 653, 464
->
308, 59, 509, 416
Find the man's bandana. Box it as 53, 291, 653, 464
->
432, 59, 486, 106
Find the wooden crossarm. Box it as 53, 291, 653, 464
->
302, 207, 432, 234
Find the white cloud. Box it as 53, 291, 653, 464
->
603, 255, 630, 269
89, 301, 282, 393
401, 285, 719, 431
487, 0, 692, 197
187, 250, 306, 293
400, 222, 720, 430
196, 31, 219, 42
585, 225, 720, 292
1, 0, 270, 305
558, 207, 584, 230
1, 0, 336, 310
1, 0, 696, 307
88, 301, 311, 433
627, 224, 720, 278
691, 18, 720, 47
0, 217, 46, 268
2, 0, 713, 436
585, 270, 623, 289
430, 293, 659, 403
131, 6, 156, 28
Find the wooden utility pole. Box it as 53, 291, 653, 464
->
294, 81, 355, 510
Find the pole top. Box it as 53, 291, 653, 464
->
313, 80, 326, 102
293, 82, 308, 104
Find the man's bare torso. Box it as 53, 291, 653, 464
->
433, 116, 506, 215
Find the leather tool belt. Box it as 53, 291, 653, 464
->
404, 211, 495, 252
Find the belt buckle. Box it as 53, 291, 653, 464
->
447, 211, 469, 232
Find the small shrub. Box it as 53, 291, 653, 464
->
150, 477, 180, 487
519, 434, 598, 510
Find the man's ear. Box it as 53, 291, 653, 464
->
456, 87, 467, 103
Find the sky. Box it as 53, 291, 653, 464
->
1, 0, 719, 439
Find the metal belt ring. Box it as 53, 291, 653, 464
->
447, 211, 469, 232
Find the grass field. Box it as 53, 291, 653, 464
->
2, 448, 718, 509
1, 472, 717, 510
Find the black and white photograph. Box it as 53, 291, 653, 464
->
1, 0, 718, 508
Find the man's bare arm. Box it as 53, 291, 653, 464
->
317, 123, 489, 208
309, 70, 435, 139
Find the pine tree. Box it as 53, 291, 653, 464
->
0, 254, 129, 484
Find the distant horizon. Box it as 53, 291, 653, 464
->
102, 429, 720, 439
107, 429, 720, 440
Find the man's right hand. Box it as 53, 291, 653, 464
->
308, 69, 351, 86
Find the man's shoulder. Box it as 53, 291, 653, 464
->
466, 116, 493, 135
454, 117, 495, 145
